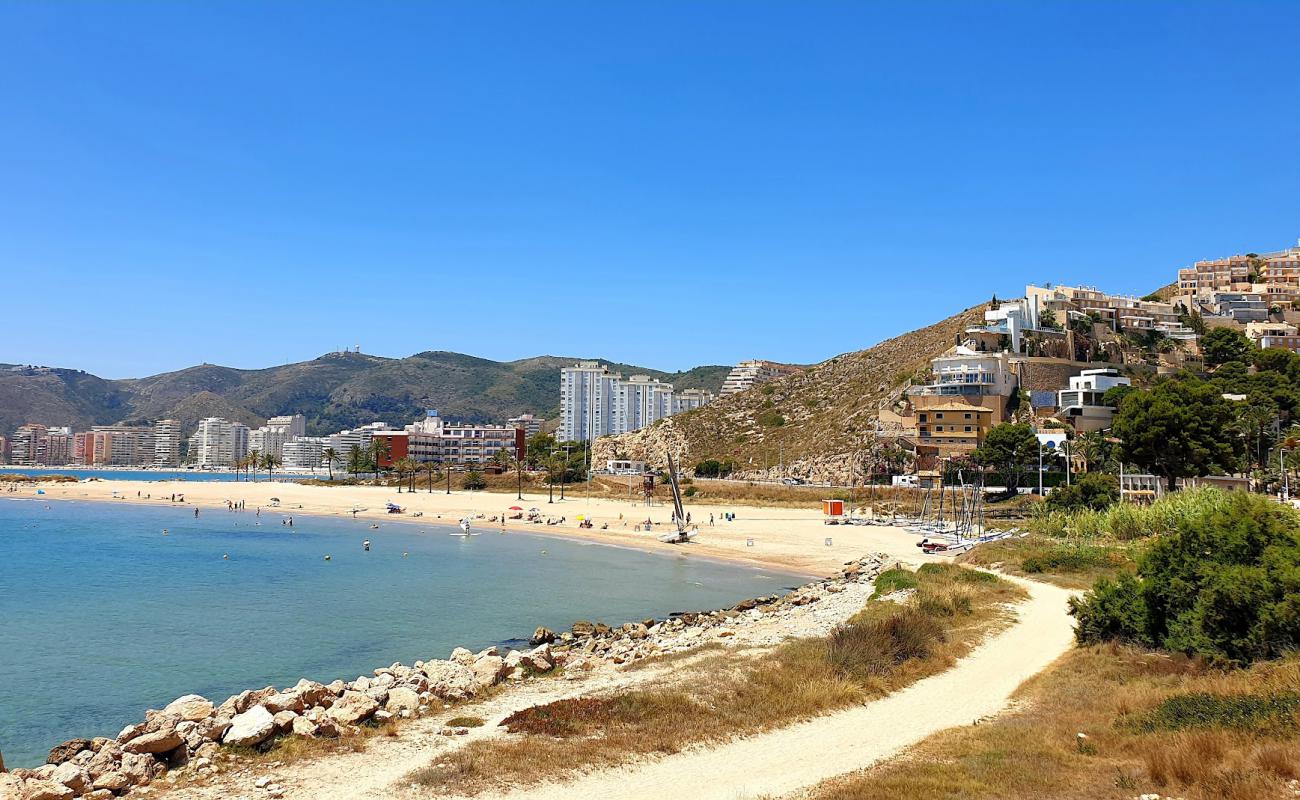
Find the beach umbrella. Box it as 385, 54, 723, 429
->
509, 506, 523, 511
575, 515, 586, 520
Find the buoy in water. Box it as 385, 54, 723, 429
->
402, 552, 409, 558
222, 553, 229, 560
161, 529, 168, 535
324, 554, 332, 561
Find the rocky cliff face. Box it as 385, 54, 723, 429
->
595, 304, 988, 482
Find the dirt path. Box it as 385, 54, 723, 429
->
474, 575, 1075, 800
164, 574, 1072, 800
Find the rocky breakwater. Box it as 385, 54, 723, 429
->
0, 645, 558, 800
0, 554, 887, 800
540, 554, 888, 668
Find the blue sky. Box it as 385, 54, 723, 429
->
3, 1, 1299, 378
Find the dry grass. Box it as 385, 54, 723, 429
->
807, 643, 1300, 800
409, 564, 1025, 793
958, 534, 1137, 589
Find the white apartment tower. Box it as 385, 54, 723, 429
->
153, 419, 181, 466
559, 362, 619, 443
189, 417, 249, 467
559, 362, 715, 443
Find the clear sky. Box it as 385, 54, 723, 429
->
3, 1, 1299, 378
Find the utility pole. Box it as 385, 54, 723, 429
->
445, 458, 451, 495
561, 444, 571, 500
548, 445, 555, 504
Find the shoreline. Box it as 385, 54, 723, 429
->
9, 477, 935, 576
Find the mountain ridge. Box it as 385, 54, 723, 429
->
0, 351, 733, 437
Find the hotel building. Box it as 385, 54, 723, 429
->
719, 360, 803, 395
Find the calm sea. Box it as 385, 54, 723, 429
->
0, 499, 802, 767
0, 467, 312, 482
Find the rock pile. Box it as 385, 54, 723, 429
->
0, 646, 556, 800
1, 554, 887, 800
548, 554, 887, 667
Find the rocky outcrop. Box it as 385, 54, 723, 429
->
595, 305, 988, 483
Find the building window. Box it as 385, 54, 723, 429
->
964, 413, 972, 419
964, 426, 972, 432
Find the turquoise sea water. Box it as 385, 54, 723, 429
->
0, 467, 311, 482
0, 499, 803, 767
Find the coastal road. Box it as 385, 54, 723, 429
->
479, 575, 1076, 800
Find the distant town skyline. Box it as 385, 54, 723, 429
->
4, 2, 1300, 377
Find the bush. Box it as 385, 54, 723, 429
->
757, 411, 785, 428
693, 459, 735, 478
825, 607, 946, 683
462, 470, 487, 491
683, 486, 697, 497
1045, 472, 1119, 513
869, 567, 919, 599
1070, 490, 1300, 665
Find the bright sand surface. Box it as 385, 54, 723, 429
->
20, 479, 940, 576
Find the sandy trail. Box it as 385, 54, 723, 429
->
473, 575, 1075, 800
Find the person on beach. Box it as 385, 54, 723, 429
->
710, 513, 715, 526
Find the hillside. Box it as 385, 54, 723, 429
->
594, 304, 988, 478
0, 354, 730, 436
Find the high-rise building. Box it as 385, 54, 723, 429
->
10, 424, 47, 465
153, 419, 181, 466
321, 422, 389, 466
558, 362, 715, 442
188, 418, 249, 467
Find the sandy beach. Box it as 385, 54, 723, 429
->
12, 478, 939, 576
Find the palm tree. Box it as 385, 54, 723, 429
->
393, 457, 418, 493
369, 438, 391, 481
347, 444, 364, 478
262, 452, 280, 481
423, 460, 438, 493
322, 446, 338, 481
248, 449, 262, 483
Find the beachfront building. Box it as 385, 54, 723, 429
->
370, 411, 525, 468
188, 417, 250, 468
281, 437, 324, 470
82, 425, 155, 466
1055, 368, 1130, 433
10, 424, 47, 465
320, 422, 389, 464
719, 360, 803, 395
507, 413, 544, 438
153, 419, 182, 466
559, 361, 715, 442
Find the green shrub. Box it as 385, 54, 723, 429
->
870, 567, 919, 599
462, 470, 487, 491
757, 411, 785, 428
446, 716, 485, 728
1046, 472, 1119, 513
683, 486, 697, 497
1070, 490, 1300, 665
